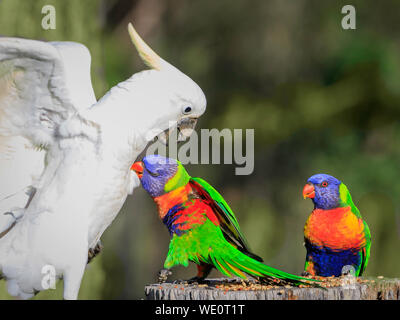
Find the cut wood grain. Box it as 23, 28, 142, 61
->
145, 277, 400, 300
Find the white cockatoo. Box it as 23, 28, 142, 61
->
0, 23, 206, 299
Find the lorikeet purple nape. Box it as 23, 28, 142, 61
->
302, 174, 371, 277
132, 155, 318, 286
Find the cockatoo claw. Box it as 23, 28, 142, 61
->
87, 240, 103, 264
0, 208, 25, 238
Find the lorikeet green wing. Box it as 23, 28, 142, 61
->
359, 220, 371, 276
190, 177, 263, 262
341, 183, 372, 276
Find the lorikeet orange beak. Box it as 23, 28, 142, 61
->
303, 183, 315, 199
131, 161, 144, 179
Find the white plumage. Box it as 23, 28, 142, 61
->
0, 24, 206, 299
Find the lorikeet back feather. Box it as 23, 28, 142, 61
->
190, 177, 263, 262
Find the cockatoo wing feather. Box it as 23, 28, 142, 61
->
0, 37, 97, 232
0, 37, 96, 144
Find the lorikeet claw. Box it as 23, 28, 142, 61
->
172, 279, 187, 285
341, 265, 356, 276
187, 276, 210, 285
187, 279, 199, 285
157, 269, 172, 283
301, 271, 311, 277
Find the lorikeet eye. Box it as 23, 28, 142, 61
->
146, 168, 160, 177
321, 181, 328, 187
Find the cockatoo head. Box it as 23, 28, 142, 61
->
123, 23, 207, 145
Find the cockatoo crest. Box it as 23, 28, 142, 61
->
128, 23, 163, 71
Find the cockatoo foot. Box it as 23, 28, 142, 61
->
4, 207, 25, 220
0, 208, 25, 237
87, 240, 103, 263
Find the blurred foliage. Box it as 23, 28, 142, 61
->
0, 0, 399, 299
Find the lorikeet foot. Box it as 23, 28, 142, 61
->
187, 277, 213, 285
172, 279, 188, 284
158, 269, 172, 283
341, 265, 356, 276
87, 240, 103, 264
301, 271, 312, 277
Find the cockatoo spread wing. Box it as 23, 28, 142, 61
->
0, 37, 97, 232
0, 24, 206, 299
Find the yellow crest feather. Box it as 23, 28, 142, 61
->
127, 22, 162, 70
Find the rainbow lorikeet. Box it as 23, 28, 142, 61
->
131, 155, 317, 286
302, 174, 371, 277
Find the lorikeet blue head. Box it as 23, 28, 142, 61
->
303, 174, 342, 210
131, 155, 190, 197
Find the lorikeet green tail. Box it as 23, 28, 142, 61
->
302, 174, 371, 277
131, 155, 318, 286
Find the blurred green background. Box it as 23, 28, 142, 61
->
0, 0, 399, 299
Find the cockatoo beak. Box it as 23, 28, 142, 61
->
157, 117, 198, 145
177, 117, 198, 141
303, 183, 315, 199
131, 161, 144, 179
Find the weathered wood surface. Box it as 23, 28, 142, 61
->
145, 277, 400, 300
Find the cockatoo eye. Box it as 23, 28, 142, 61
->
321, 181, 328, 187
183, 106, 192, 114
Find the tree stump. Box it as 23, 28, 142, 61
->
145, 277, 400, 300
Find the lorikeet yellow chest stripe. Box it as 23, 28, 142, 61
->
304, 206, 367, 251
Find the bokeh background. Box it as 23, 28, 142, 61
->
0, 0, 399, 299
